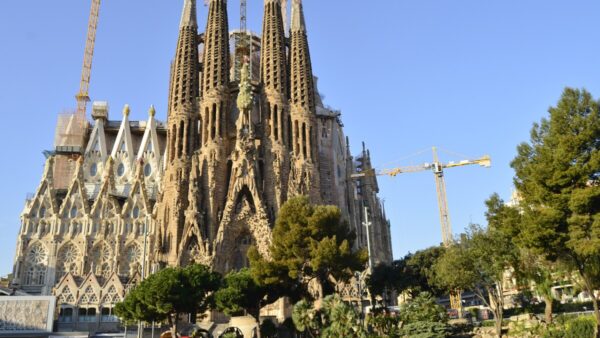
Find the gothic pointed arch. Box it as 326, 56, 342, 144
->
24, 157, 58, 219
136, 106, 163, 193
84, 116, 109, 185
111, 105, 136, 186
121, 162, 152, 237
86, 241, 114, 278
58, 158, 89, 220
119, 241, 143, 277
213, 183, 272, 272
90, 158, 121, 237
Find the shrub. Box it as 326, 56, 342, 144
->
565, 316, 596, 338
398, 321, 450, 338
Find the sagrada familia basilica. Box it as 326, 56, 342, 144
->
10, 0, 393, 331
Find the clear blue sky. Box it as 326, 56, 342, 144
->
1, 0, 600, 276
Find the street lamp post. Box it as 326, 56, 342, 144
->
137, 218, 149, 338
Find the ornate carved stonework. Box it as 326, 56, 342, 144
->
0, 296, 55, 333
11, 0, 394, 331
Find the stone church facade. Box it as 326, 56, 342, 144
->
10, 0, 393, 330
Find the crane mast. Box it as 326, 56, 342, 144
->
76, 0, 101, 117
353, 147, 491, 313
432, 148, 453, 246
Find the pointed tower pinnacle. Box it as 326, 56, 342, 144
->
198, 0, 231, 243
288, 0, 320, 202
290, 0, 315, 113
180, 0, 197, 28
261, 0, 290, 210
291, 0, 306, 33
157, 0, 201, 266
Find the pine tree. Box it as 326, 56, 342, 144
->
511, 88, 600, 336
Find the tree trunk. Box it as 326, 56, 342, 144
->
170, 313, 178, 338
591, 293, 600, 338
543, 295, 553, 324
495, 316, 502, 338
581, 273, 600, 338
252, 308, 262, 338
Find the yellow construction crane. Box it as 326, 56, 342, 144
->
75, 0, 101, 117
353, 147, 490, 313
353, 147, 490, 246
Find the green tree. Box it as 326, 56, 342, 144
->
369, 247, 445, 307
368, 263, 399, 307
292, 299, 318, 338
486, 193, 561, 323
291, 295, 366, 338
433, 224, 518, 338
249, 196, 367, 302
214, 268, 268, 338
511, 88, 600, 336
398, 292, 448, 324
114, 264, 221, 336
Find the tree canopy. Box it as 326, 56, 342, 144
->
249, 196, 367, 301
433, 224, 518, 338
214, 268, 268, 337
368, 246, 445, 305
114, 264, 221, 335
510, 87, 600, 335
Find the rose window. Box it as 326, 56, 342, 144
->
27, 243, 48, 264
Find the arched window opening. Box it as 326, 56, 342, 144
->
211, 103, 217, 140
59, 307, 74, 323
302, 123, 307, 159
274, 105, 279, 141
24, 243, 47, 285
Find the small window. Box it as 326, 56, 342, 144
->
144, 163, 152, 177
70, 207, 78, 218
39, 207, 46, 218
59, 307, 73, 323
90, 163, 98, 177
132, 206, 140, 219
117, 163, 125, 177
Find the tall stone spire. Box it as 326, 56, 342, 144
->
170, 0, 200, 119
179, 0, 197, 28
198, 0, 231, 242
288, 0, 320, 202
289, 0, 315, 113
261, 0, 290, 210
157, 0, 200, 266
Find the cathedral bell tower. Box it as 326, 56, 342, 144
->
288, 0, 320, 202
156, 0, 200, 266
198, 0, 231, 241
261, 0, 290, 212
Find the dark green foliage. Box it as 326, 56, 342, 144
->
366, 309, 401, 337
368, 246, 445, 303
214, 268, 266, 317
292, 295, 366, 338
433, 224, 518, 338
249, 196, 367, 301
398, 321, 450, 338
511, 87, 600, 335
542, 316, 598, 338
402, 246, 446, 297
566, 316, 597, 338
114, 264, 221, 334
398, 292, 448, 324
